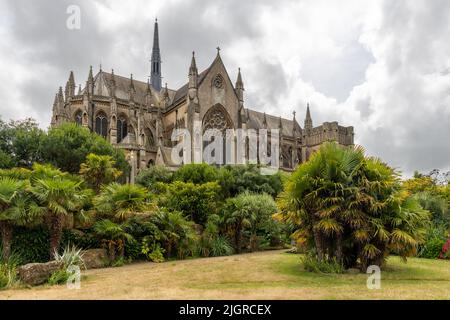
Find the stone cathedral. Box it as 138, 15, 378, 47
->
51, 20, 354, 181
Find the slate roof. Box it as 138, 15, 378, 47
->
86, 71, 177, 106
247, 109, 301, 137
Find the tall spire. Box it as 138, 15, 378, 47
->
150, 18, 162, 91
189, 51, 198, 89
304, 103, 313, 130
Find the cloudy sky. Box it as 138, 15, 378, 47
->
0, 0, 449, 176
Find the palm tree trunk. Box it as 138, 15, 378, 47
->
235, 223, 242, 254
313, 228, 324, 261
0, 221, 13, 260
336, 233, 343, 265
49, 214, 63, 257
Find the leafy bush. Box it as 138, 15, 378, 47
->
161, 181, 220, 225
418, 226, 447, 259
174, 163, 218, 184
142, 240, 165, 263
124, 238, 142, 261
48, 269, 70, 285
210, 236, 234, 257
217, 165, 284, 198
11, 227, 50, 263
136, 165, 173, 192
0, 253, 22, 289
301, 253, 344, 274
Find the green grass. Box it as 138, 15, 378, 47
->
0, 250, 448, 299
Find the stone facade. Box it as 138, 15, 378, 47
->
50, 20, 354, 181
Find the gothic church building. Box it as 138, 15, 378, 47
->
51, 20, 354, 181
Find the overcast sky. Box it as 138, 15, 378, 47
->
0, 0, 449, 177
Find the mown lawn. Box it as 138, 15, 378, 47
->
0, 250, 449, 299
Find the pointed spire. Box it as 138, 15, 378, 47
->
150, 18, 162, 91
263, 112, 267, 128
52, 93, 58, 111
77, 84, 82, 95
304, 103, 313, 130
236, 68, 244, 103
129, 74, 135, 102
87, 65, 94, 95
278, 116, 283, 129
236, 67, 244, 90
58, 86, 64, 104
65, 71, 75, 100
189, 51, 198, 90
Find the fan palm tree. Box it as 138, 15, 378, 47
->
31, 178, 84, 255
79, 153, 122, 194
93, 219, 133, 260
278, 142, 430, 270
222, 194, 256, 253
151, 209, 195, 258
94, 183, 152, 222
0, 177, 44, 260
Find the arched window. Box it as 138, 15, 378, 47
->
95, 112, 108, 138
145, 128, 155, 149
202, 104, 233, 165
117, 116, 128, 143
74, 110, 82, 126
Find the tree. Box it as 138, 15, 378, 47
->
93, 219, 133, 260
79, 153, 122, 194
0, 177, 43, 259
31, 177, 84, 255
0, 118, 45, 169
40, 122, 129, 175
94, 183, 151, 222
278, 142, 430, 270
150, 209, 196, 258
161, 181, 221, 225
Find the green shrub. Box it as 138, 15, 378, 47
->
136, 165, 173, 192
210, 236, 234, 257
11, 227, 50, 264
418, 226, 447, 259
174, 163, 218, 184
0, 271, 8, 289
301, 253, 344, 274
48, 269, 70, 285
142, 242, 165, 263
161, 181, 221, 225
124, 238, 142, 261
218, 165, 284, 198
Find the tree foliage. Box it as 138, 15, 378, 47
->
278, 142, 430, 270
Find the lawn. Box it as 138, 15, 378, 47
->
0, 250, 449, 299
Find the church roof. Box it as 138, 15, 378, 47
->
84, 70, 177, 106
171, 67, 211, 106
246, 109, 302, 137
